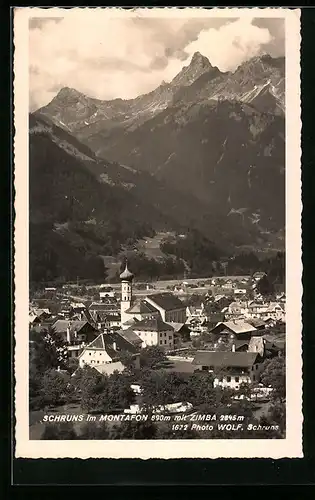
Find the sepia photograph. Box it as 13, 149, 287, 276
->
14, 7, 302, 459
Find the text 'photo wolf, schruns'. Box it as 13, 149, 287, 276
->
28, 11, 287, 442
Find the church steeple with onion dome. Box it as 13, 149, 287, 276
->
120, 261, 134, 282
120, 260, 134, 329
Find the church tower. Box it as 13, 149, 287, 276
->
120, 261, 134, 330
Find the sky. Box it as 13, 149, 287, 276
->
29, 12, 285, 111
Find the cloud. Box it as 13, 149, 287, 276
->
28, 12, 284, 111
184, 17, 273, 71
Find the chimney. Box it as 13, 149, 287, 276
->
232, 344, 236, 352
66, 325, 71, 343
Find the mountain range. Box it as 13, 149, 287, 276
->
31, 52, 285, 283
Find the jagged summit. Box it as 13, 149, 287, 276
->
234, 53, 285, 73
171, 51, 213, 88
190, 51, 212, 68
56, 87, 85, 99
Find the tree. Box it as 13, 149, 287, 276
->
192, 338, 202, 349
257, 274, 275, 297
141, 371, 186, 409
177, 373, 215, 408
230, 382, 254, 418
39, 369, 70, 408
139, 346, 168, 369
29, 363, 44, 410
102, 372, 135, 412
77, 365, 106, 412
65, 356, 79, 375
260, 356, 285, 403
29, 327, 68, 374
119, 352, 136, 373
197, 385, 234, 414
140, 371, 216, 411
75, 366, 135, 413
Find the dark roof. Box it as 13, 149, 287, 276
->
204, 312, 225, 322
192, 351, 258, 368
211, 321, 257, 335
122, 317, 139, 327
37, 319, 57, 332
53, 320, 94, 334
162, 360, 196, 374
105, 314, 121, 321
248, 318, 266, 328
133, 317, 174, 332
125, 300, 158, 315
165, 322, 186, 333
82, 309, 95, 324
82, 331, 139, 359
117, 328, 142, 346
89, 302, 119, 312
146, 293, 184, 311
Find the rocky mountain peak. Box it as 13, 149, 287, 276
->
53, 87, 88, 105
190, 51, 212, 68
171, 51, 213, 88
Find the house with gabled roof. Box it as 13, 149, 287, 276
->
29, 308, 51, 325
123, 299, 160, 321
52, 319, 98, 345
132, 316, 175, 351
145, 293, 186, 323
210, 320, 257, 341
117, 328, 143, 349
79, 331, 140, 369
192, 350, 262, 389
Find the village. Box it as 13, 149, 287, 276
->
29, 264, 286, 440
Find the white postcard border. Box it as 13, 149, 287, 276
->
14, 7, 302, 459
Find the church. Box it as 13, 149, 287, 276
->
119, 262, 187, 350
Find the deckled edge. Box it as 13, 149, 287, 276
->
13, 6, 303, 460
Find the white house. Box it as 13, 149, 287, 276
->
79, 331, 140, 369
132, 317, 175, 351
192, 351, 263, 389
145, 293, 186, 323
99, 285, 115, 300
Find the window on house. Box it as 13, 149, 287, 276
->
164, 340, 167, 344
226, 376, 231, 382
235, 376, 239, 382
160, 340, 163, 345
89, 352, 91, 355
169, 336, 172, 340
